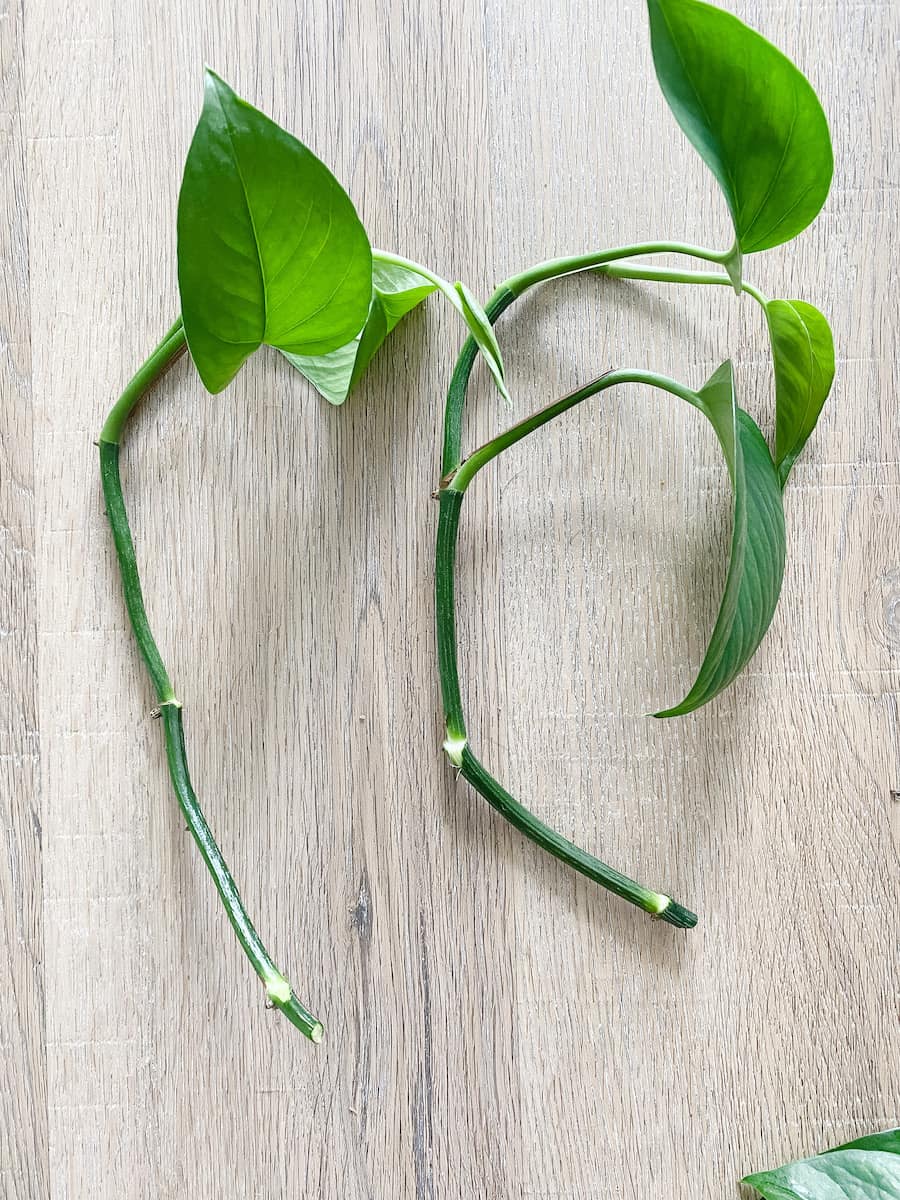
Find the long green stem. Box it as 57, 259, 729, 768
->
503, 240, 735, 296
449, 369, 697, 494
442, 240, 733, 475
436, 371, 698, 928
435, 245, 724, 929
596, 261, 769, 309
98, 321, 323, 1041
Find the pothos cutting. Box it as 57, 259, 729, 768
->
99, 0, 835, 1044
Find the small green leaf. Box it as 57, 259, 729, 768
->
282, 257, 436, 405
744, 1128, 900, 1200
452, 281, 510, 404
177, 69, 373, 393
766, 299, 835, 487
656, 361, 785, 717
647, 0, 833, 257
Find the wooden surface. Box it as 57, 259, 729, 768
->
3, 0, 898, 1195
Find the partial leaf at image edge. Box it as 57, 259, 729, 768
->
744, 1127, 900, 1200
647, 0, 833, 259
177, 69, 373, 394
655, 360, 786, 717
282, 257, 437, 404
766, 298, 835, 487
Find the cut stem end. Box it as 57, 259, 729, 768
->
654, 899, 699, 929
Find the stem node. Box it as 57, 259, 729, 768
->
442, 733, 467, 767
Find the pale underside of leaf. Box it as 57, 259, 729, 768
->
281, 257, 437, 404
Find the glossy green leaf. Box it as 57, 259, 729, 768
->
766, 298, 835, 487
177, 69, 373, 393
744, 1127, 900, 1200
647, 0, 833, 257
282, 258, 436, 405
656, 360, 785, 716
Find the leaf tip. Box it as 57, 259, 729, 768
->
202, 64, 227, 90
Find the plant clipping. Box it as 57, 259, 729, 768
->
99, 0, 835, 1044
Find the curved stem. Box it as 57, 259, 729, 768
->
449, 369, 697, 494
98, 322, 323, 1042
442, 287, 517, 475
441, 240, 732, 475
596, 262, 769, 309
503, 240, 734, 296
435, 442, 697, 929
459, 748, 696, 926
436, 248, 710, 929
100, 318, 187, 444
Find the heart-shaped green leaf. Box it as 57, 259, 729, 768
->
744, 1128, 900, 1200
656, 360, 785, 716
282, 257, 436, 405
647, 0, 833, 258
177, 69, 373, 393
766, 299, 835, 487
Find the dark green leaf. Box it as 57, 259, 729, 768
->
647, 0, 833, 256
656, 360, 786, 717
177, 69, 372, 393
282, 257, 436, 405
766, 298, 835, 487
744, 1128, 900, 1200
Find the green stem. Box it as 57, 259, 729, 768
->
442, 287, 518, 475
503, 240, 734, 296
98, 323, 323, 1042
100, 317, 187, 444
459, 748, 696, 926
435, 371, 698, 928
442, 241, 732, 475
436, 246, 711, 929
449, 369, 697, 494
596, 262, 769, 309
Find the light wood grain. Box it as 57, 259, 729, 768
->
1, 0, 49, 1195
3, 0, 898, 1195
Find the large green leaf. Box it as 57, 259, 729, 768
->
177, 69, 373, 393
744, 1127, 900, 1200
282, 257, 436, 405
766, 298, 835, 487
647, 0, 833, 257
656, 360, 785, 717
